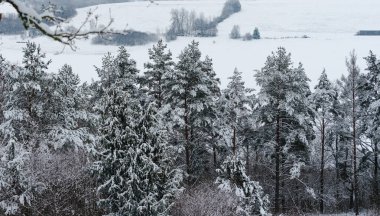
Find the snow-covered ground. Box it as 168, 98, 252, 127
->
1, 0, 380, 89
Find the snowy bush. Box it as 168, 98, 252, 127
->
215, 157, 270, 216
243, 32, 253, 41
171, 183, 238, 216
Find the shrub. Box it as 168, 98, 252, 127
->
171, 183, 238, 216
243, 32, 253, 41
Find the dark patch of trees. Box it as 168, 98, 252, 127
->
92, 30, 158, 46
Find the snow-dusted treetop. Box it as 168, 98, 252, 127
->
0, 0, 114, 49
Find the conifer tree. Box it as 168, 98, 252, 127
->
223, 68, 254, 156
94, 47, 181, 215
143, 39, 174, 108
0, 42, 50, 215
163, 41, 220, 178
254, 47, 313, 214
44, 64, 95, 150
361, 51, 380, 206
216, 156, 269, 216
311, 69, 336, 213
338, 51, 362, 214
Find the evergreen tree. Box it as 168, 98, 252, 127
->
338, 51, 362, 214
142, 39, 174, 108
94, 47, 181, 215
44, 64, 95, 150
361, 51, 380, 206
311, 69, 336, 213
163, 41, 220, 178
254, 47, 313, 214
216, 156, 269, 216
253, 27, 261, 40
223, 68, 254, 156
0, 42, 50, 215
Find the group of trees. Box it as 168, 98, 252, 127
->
92, 30, 158, 46
1, 39, 380, 216
230, 25, 261, 40
166, 0, 241, 40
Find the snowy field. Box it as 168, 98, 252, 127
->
1, 0, 380, 89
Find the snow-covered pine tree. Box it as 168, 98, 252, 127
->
0, 42, 49, 215
94, 47, 181, 215
311, 69, 336, 213
337, 51, 363, 214
216, 156, 269, 215
360, 51, 380, 205
254, 47, 313, 214
199, 55, 222, 169
142, 39, 175, 108
223, 68, 254, 156
163, 41, 221, 179
43, 64, 95, 150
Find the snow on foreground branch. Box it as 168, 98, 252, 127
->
1, 0, 115, 49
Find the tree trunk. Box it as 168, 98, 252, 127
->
320, 118, 325, 213
246, 143, 249, 174
213, 144, 217, 168
374, 139, 379, 206
352, 71, 359, 215
275, 115, 281, 215
184, 97, 190, 175
233, 127, 236, 156
335, 134, 340, 210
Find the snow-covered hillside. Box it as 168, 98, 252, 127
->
1, 0, 380, 88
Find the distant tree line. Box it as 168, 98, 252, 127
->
356, 30, 380, 36
92, 30, 158, 46
0, 14, 25, 35
230, 25, 261, 40
165, 0, 241, 40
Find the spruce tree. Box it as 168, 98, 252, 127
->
94, 47, 181, 215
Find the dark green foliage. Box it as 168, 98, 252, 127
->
253, 27, 261, 39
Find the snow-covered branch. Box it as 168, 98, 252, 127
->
1, 0, 115, 49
